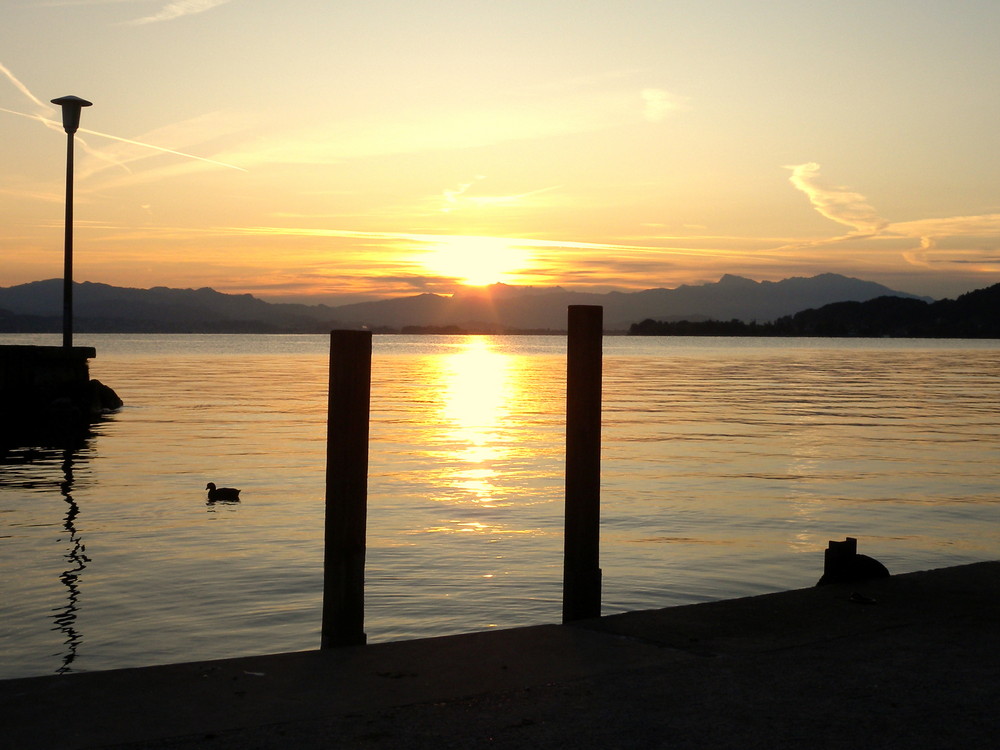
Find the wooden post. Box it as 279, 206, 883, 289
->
321, 330, 372, 648
562, 305, 603, 622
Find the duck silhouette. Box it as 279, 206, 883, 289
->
206, 482, 241, 502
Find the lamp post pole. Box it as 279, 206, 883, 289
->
51, 95, 92, 349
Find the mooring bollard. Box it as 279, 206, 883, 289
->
321, 330, 372, 648
562, 305, 603, 622
817, 536, 890, 586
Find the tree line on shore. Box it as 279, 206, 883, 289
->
630, 282, 1000, 338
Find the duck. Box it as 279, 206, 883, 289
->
206, 482, 241, 502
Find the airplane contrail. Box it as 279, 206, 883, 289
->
0, 62, 48, 109
78, 125, 248, 172
0, 106, 248, 172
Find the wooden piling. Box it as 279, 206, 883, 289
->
321, 330, 372, 648
562, 305, 603, 622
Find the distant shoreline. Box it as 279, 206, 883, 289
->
3, 276, 999, 338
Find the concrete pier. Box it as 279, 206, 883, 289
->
2, 561, 998, 749
0, 345, 120, 447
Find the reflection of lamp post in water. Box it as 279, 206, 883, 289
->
50, 96, 93, 349
53, 448, 89, 674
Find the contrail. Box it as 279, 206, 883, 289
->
0, 106, 247, 172
78, 126, 248, 172
0, 62, 49, 110
125, 0, 235, 26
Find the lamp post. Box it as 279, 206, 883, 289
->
51, 95, 92, 349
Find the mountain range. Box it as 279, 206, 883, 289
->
0, 274, 931, 334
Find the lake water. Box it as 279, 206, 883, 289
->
2, 333, 998, 679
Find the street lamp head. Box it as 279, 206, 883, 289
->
50, 95, 93, 135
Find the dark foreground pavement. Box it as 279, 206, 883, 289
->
3, 561, 998, 749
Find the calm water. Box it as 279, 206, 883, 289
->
2, 333, 998, 679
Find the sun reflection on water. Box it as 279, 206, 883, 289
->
434, 336, 514, 508
370, 335, 564, 551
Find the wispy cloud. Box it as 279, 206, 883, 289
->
783, 162, 1000, 274
215, 226, 751, 261
198, 227, 747, 292
890, 213, 1000, 238
226, 82, 686, 169
36, 1, 146, 6
124, 0, 234, 25
0, 185, 64, 204
786, 162, 888, 235
641, 88, 690, 122
439, 177, 562, 213
892, 214, 1000, 270
441, 176, 486, 212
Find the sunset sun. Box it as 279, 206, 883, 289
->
421, 236, 530, 287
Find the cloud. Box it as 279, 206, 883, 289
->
441, 176, 486, 212
901, 236, 937, 269
641, 88, 690, 122
786, 162, 888, 234
124, 0, 234, 25
891, 214, 1000, 269
214, 227, 759, 271
227, 83, 684, 169
37, 1, 146, 6
236, 104, 613, 167
781, 162, 1000, 272
784, 162, 1000, 262
0, 185, 64, 204
890, 213, 1000, 238
439, 177, 562, 213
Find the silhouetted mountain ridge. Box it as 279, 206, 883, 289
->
0, 280, 343, 333
782, 282, 1000, 337
0, 274, 933, 333
630, 282, 1000, 338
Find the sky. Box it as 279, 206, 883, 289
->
2, 0, 1000, 303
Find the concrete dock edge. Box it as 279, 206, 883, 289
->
2, 561, 998, 749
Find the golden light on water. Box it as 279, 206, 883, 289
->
442, 338, 508, 424
437, 336, 512, 507
377, 335, 560, 547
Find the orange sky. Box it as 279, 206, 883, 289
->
3, 1, 1000, 303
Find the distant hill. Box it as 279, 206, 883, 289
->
0, 280, 344, 333
779, 282, 1000, 337
630, 282, 1000, 338
0, 274, 931, 334
273, 273, 930, 331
